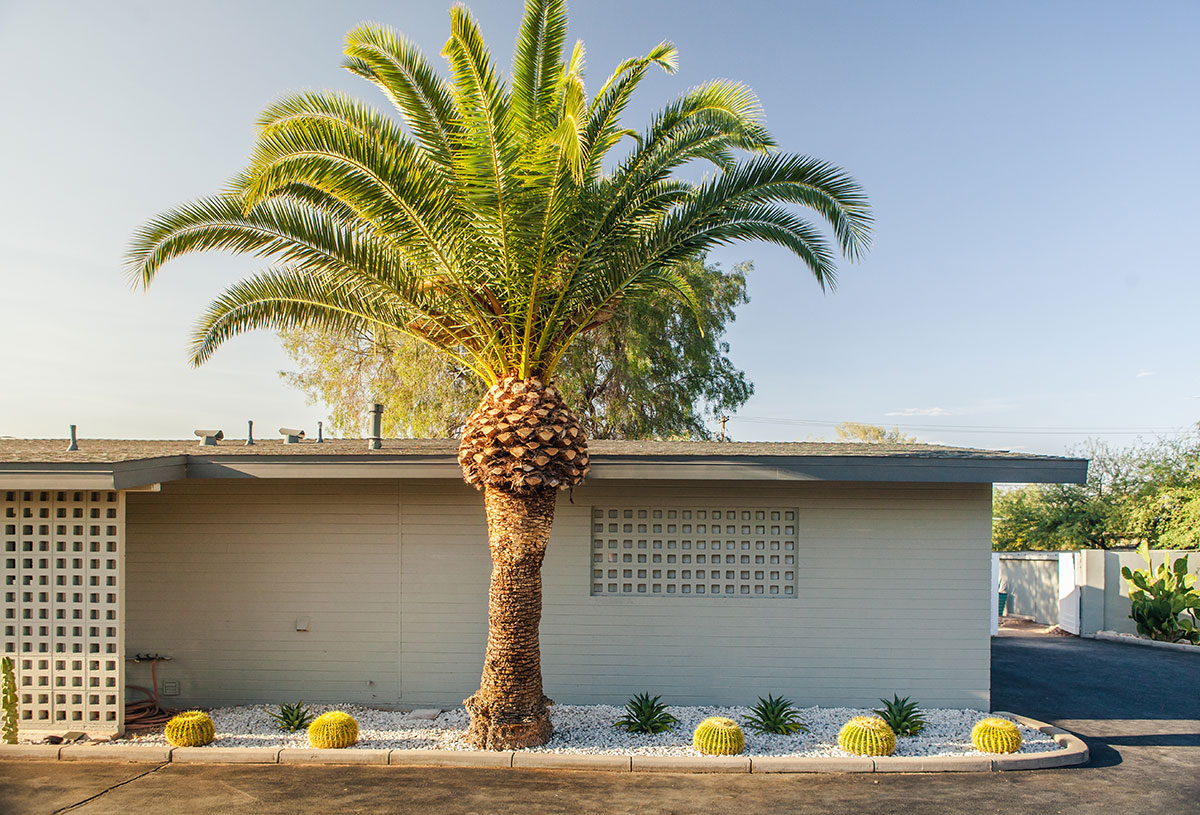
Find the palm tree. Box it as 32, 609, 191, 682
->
126, 0, 871, 749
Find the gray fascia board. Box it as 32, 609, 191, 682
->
185, 457, 464, 480
0, 457, 187, 490
588, 455, 1088, 484
185, 452, 1085, 484
0, 452, 1086, 487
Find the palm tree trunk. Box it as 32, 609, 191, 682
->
463, 486, 557, 749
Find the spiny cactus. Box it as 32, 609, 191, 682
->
1, 656, 17, 745
692, 716, 744, 755
971, 717, 1022, 754
308, 711, 359, 749
837, 715, 896, 756
164, 710, 215, 747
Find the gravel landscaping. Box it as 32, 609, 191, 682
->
114, 704, 1062, 757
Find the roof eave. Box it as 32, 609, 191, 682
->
0, 453, 1086, 487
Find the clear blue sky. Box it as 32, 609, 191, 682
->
2, 0, 1197, 454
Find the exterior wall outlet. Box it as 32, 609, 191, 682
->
161, 680, 180, 696
296, 616, 310, 631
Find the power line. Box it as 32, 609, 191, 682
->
728, 416, 1193, 436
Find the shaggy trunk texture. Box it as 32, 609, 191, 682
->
464, 487, 557, 749
458, 375, 589, 749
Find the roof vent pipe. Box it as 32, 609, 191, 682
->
245, 420, 255, 446
368, 403, 383, 450
195, 429, 224, 446
66, 425, 78, 452
317, 421, 324, 443
280, 428, 305, 444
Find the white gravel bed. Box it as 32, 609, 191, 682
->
116, 703, 1061, 757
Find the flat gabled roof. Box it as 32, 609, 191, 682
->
0, 438, 1088, 490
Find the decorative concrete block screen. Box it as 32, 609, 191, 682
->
591, 507, 798, 597
1, 490, 123, 729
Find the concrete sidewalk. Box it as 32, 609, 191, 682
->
3, 631, 1197, 814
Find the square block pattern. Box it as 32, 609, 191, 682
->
590, 507, 798, 598
1, 490, 123, 728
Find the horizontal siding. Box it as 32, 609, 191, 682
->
125, 477, 992, 712
125, 480, 400, 707
398, 479, 992, 710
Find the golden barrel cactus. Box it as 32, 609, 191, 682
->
308, 711, 359, 749
837, 715, 896, 756
692, 716, 745, 755
164, 710, 215, 747
971, 717, 1022, 753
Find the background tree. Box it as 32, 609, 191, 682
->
279, 255, 753, 439
835, 421, 917, 443
993, 426, 1200, 550
127, 0, 870, 747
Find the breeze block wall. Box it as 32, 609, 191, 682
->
1, 489, 123, 732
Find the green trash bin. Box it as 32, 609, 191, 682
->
998, 592, 1009, 616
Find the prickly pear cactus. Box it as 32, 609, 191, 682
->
971, 717, 1022, 753
837, 715, 896, 756
308, 711, 359, 749
164, 710, 215, 747
1, 656, 17, 745
692, 716, 745, 755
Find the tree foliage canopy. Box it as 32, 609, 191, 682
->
280, 255, 753, 439
125, 0, 870, 387
834, 422, 917, 443
993, 427, 1200, 551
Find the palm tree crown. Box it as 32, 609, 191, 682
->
127, 0, 870, 387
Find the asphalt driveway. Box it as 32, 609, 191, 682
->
3, 630, 1197, 815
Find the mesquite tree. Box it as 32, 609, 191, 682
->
126, 0, 870, 748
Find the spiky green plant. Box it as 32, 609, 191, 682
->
693, 716, 745, 755
971, 717, 1022, 754
126, 0, 870, 749
308, 710, 359, 748
872, 695, 927, 737
614, 693, 678, 734
743, 695, 809, 735
268, 701, 315, 733
1, 656, 17, 745
164, 710, 215, 747
837, 715, 896, 756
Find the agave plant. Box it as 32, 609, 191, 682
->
743, 695, 809, 735
873, 695, 927, 737
615, 693, 678, 734
268, 701, 315, 733
126, 0, 870, 749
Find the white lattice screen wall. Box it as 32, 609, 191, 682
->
2, 489, 123, 730
591, 506, 798, 597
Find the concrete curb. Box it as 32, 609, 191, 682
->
60, 745, 173, 762
0, 712, 1089, 773
279, 748, 389, 765
1095, 631, 1200, 653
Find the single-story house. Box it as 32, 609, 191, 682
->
0, 437, 1086, 734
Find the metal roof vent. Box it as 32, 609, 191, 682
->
245, 420, 255, 446
317, 421, 324, 443
66, 425, 79, 452
194, 429, 224, 446
367, 403, 383, 450
279, 427, 305, 444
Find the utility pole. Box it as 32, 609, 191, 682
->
718, 416, 729, 442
